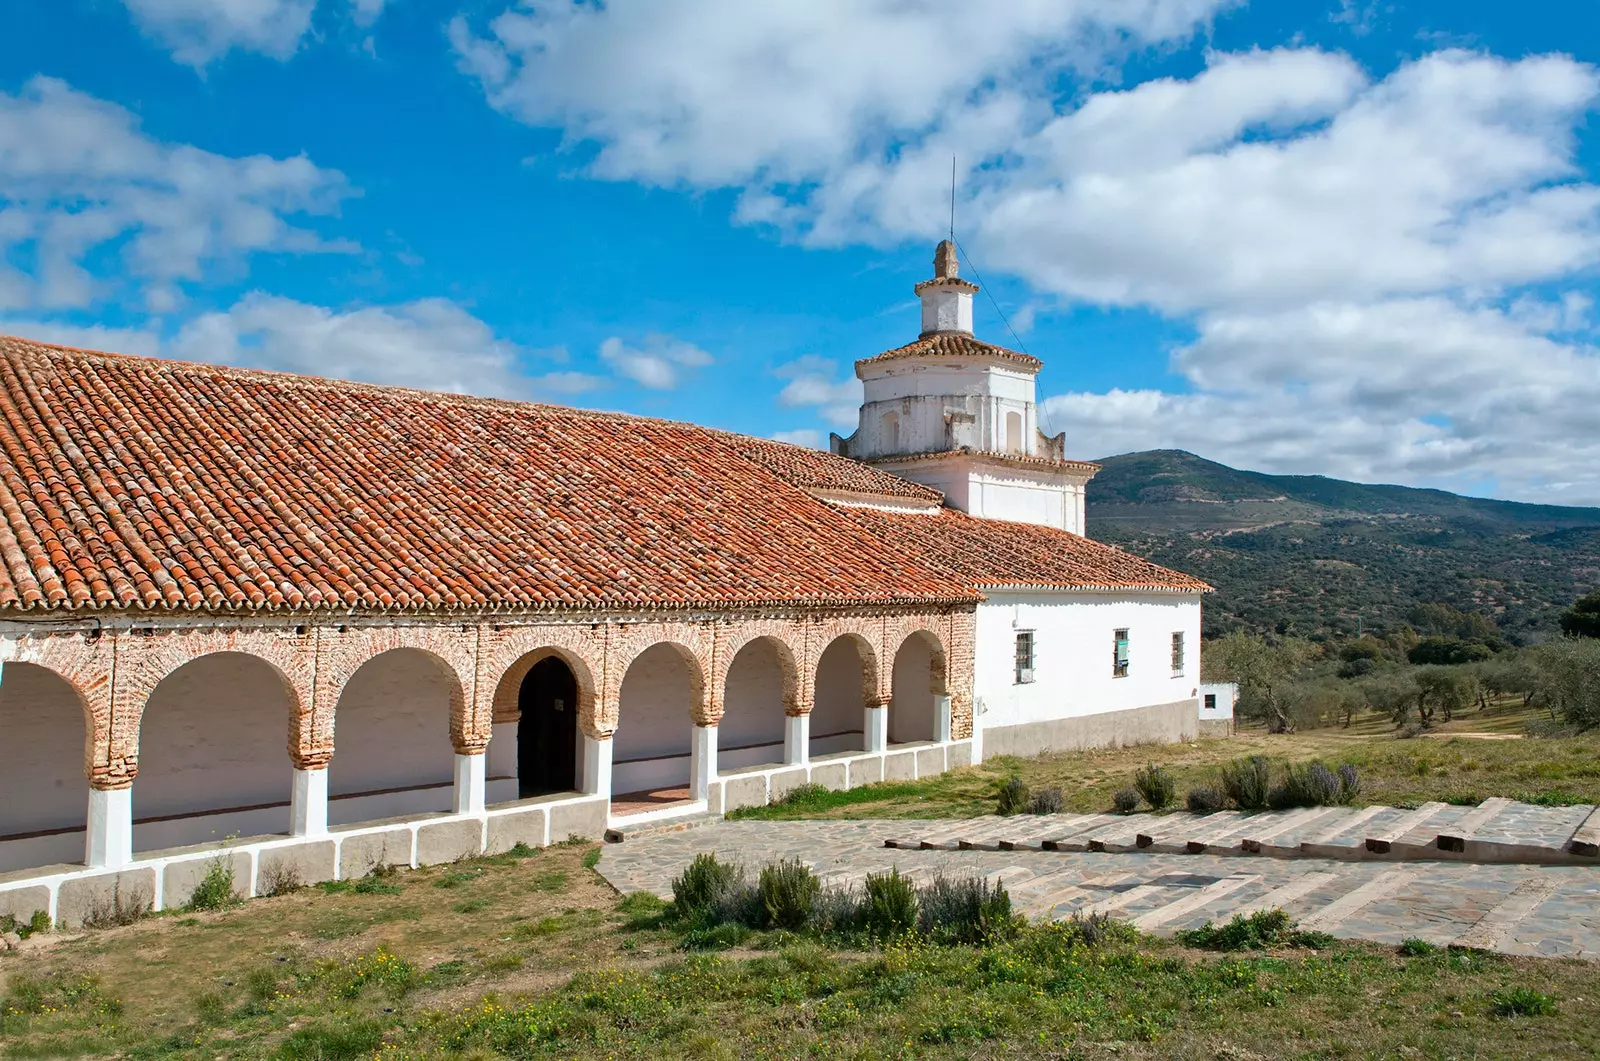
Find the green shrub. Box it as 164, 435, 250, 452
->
1220, 756, 1273, 810
0, 910, 51, 940
1337, 764, 1361, 803
681, 922, 751, 951
1112, 787, 1140, 814
773, 782, 831, 809
82, 882, 150, 928
996, 775, 1031, 816
671, 853, 744, 920
1175, 909, 1332, 951
862, 869, 918, 938
917, 874, 1014, 945
1398, 938, 1437, 956
1028, 786, 1064, 814
1134, 764, 1176, 810
1490, 987, 1556, 1018
186, 858, 240, 912
505, 841, 537, 858
758, 859, 820, 930
1186, 784, 1225, 813
350, 863, 401, 896
811, 885, 863, 934
275, 1019, 386, 1061
193, 990, 226, 1024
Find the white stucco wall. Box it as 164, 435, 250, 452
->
889, 634, 938, 744
0, 663, 88, 870
719, 638, 788, 771
855, 362, 1038, 460
613, 643, 696, 794
975, 591, 1203, 734
810, 637, 868, 756
328, 649, 458, 826
1199, 683, 1237, 721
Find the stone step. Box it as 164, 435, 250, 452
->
1436, 797, 1514, 853
603, 812, 722, 843
1566, 806, 1600, 858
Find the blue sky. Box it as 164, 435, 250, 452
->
2, 1, 1598, 503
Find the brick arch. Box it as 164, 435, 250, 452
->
490, 646, 601, 738
811, 629, 882, 711
714, 629, 801, 722
607, 627, 713, 728
892, 629, 949, 697
114, 628, 315, 775
0, 632, 117, 786
315, 626, 480, 756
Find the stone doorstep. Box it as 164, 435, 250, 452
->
604, 812, 723, 844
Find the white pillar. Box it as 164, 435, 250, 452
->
784, 713, 810, 766
86, 787, 132, 869
971, 695, 986, 764
690, 723, 718, 801
453, 752, 487, 815
289, 767, 329, 837
581, 734, 613, 797
934, 695, 953, 744
865, 705, 888, 753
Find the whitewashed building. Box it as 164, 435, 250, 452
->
836, 241, 1208, 757
0, 242, 1205, 924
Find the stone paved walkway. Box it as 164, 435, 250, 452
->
596, 817, 1600, 960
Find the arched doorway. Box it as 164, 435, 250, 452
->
517, 656, 578, 797
0, 663, 90, 872
719, 637, 793, 772
134, 652, 297, 852
613, 643, 703, 804
890, 631, 945, 744
329, 648, 460, 827
810, 635, 873, 758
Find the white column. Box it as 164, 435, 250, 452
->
581, 734, 613, 797
86, 787, 133, 869
783, 713, 810, 766
290, 767, 329, 837
864, 705, 889, 753
934, 695, 953, 744
453, 753, 487, 815
690, 723, 718, 801
971, 695, 986, 764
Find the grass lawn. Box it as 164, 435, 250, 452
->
731, 700, 1600, 822
2, 840, 1598, 1059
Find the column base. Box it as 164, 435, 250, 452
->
453, 752, 487, 815
86, 787, 133, 870
290, 767, 329, 837
582, 734, 614, 797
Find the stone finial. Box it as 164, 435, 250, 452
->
933, 239, 959, 280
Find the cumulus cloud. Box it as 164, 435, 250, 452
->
774, 355, 862, 429
168, 293, 589, 399
121, 0, 318, 66
598, 333, 712, 389
0, 77, 353, 312
451, 5, 1600, 501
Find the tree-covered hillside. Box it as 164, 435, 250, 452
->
1087, 450, 1600, 641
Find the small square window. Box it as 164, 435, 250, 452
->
1014, 631, 1035, 684
1171, 631, 1185, 675
1113, 629, 1129, 677
1204, 693, 1217, 711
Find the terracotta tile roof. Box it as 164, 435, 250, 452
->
844, 507, 1211, 593
0, 335, 982, 616
856, 332, 1044, 373
735, 437, 943, 503
870, 448, 1101, 476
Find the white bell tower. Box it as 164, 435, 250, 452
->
832, 241, 1098, 533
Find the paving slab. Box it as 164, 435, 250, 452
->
595, 814, 1600, 959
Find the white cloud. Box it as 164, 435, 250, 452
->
349, 0, 390, 29
169, 293, 584, 399
598, 333, 712, 389
774, 355, 862, 429
451, 7, 1600, 501
121, 0, 317, 66
0, 77, 353, 312
771, 429, 826, 449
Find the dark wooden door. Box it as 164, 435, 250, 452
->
518, 657, 578, 797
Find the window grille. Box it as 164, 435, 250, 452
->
1113, 629, 1129, 677
1014, 631, 1035, 684
1171, 631, 1185, 675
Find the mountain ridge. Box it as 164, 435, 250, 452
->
1085, 450, 1600, 640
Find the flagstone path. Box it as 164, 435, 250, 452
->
596, 804, 1600, 960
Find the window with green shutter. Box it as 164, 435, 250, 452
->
1113, 629, 1129, 677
